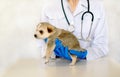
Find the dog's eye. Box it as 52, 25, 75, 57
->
39, 30, 43, 34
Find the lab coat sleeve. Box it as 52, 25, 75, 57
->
86, 4, 109, 60
40, 6, 48, 22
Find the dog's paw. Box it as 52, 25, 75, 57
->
69, 63, 75, 66
45, 60, 49, 64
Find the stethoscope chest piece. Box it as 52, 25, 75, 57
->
68, 24, 75, 32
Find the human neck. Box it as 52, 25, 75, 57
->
68, 0, 79, 13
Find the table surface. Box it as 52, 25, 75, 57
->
2, 57, 120, 77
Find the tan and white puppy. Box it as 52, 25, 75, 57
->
34, 22, 84, 65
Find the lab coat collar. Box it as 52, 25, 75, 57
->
64, 0, 88, 16
80, 0, 88, 8
74, 0, 88, 16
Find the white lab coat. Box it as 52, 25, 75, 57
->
39, 0, 109, 60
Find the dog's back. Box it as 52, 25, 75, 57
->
57, 29, 81, 51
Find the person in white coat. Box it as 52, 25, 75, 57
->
38, 0, 109, 61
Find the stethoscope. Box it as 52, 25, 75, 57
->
61, 0, 94, 42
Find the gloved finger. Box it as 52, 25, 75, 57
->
64, 46, 71, 59
64, 46, 69, 56
56, 38, 62, 44
55, 47, 64, 57
70, 50, 81, 56
57, 47, 64, 56
70, 50, 87, 59
60, 46, 65, 55
54, 49, 61, 56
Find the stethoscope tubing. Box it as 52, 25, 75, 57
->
61, 0, 94, 41
61, 0, 70, 25
81, 11, 94, 22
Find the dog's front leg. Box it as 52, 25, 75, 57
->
45, 40, 55, 64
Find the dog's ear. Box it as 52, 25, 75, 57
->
47, 26, 53, 33
41, 22, 55, 33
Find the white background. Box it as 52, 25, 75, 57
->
0, 0, 120, 76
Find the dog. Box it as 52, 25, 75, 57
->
34, 22, 84, 65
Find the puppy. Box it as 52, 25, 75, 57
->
34, 22, 84, 65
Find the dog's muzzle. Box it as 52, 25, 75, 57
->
34, 34, 37, 38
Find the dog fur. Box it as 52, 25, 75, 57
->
34, 22, 84, 65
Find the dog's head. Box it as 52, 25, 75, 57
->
34, 22, 56, 39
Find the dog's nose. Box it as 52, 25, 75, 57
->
34, 34, 37, 38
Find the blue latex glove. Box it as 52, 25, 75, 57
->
54, 38, 72, 60
54, 38, 87, 60
44, 38, 71, 60
69, 50, 87, 59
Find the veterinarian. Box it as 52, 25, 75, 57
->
39, 0, 108, 60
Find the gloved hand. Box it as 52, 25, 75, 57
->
44, 38, 71, 60
54, 38, 87, 60
69, 50, 87, 59
54, 38, 72, 60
